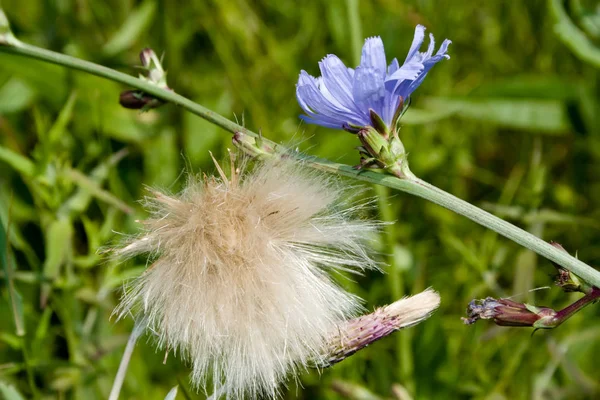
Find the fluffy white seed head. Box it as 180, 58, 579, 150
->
115, 158, 379, 399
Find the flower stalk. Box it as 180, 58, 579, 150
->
108, 323, 144, 400
0, 12, 599, 289
0, 9, 18, 46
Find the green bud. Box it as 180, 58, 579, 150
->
137, 48, 169, 89
357, 124, 412, 178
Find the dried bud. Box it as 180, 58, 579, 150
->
549, 242, 593, 294
462, 297, 557, 328
555, 267, 590, 294
119, 90, 164, 110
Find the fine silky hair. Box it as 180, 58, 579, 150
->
115, 157, 380, 398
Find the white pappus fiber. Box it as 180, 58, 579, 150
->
115, 158, 380, 399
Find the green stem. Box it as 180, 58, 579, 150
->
306, 160, 600, 289
0, 40, 248, 139
20, 338, 40, 398
1, 36, 600, 288
346, 0, 363, 66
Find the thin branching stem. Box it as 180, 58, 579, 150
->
1, 32, 599, 288
108, 323, 144, 400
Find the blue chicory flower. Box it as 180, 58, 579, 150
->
296, 25, 451, 131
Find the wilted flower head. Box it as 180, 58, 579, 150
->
115, 157, 382, 398
296, 25, 451, 132
323, 288, 440, 367
462, 297, 557, 328
462, 289, 600, 330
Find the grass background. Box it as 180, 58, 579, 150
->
1, 0, 600, 399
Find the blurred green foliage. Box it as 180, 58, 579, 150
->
1, 0, 600, 399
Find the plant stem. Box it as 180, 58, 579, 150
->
551, 286, 600, 325
346, 0, 363, 66
0, 39, 247, 139
1, 36, 600, 288
108, 324, 144, 400
305, 160, 600, 288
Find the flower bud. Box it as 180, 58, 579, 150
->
357, 126, 408, 178
139, 48, 156, 68
138, 48, 168, 88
